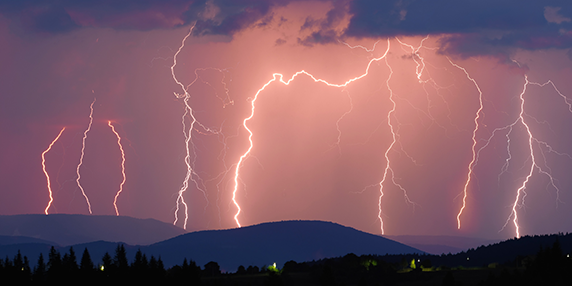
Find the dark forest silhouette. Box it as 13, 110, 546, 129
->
1, 233, 572, 285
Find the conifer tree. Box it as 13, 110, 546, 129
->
33, 253, 46, 282
80, 248, 94, 272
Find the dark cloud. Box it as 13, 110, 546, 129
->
344, 0, 572, 57
297, 30, 339, 46
275, 38, 286, 45
3, 0, 572, 57
192, 0, 275, 36
0, 0, 294, 34
296, 0, 350, 46
0, 0, 200, 32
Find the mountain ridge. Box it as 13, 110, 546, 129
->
0, 214, 185, 246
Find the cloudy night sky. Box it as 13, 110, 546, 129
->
1, 0, 572, 240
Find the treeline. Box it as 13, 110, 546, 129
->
0, 245, 400, 285
2, 236, 572, 285
0, 244, 202, 285
479, 240, 572, 286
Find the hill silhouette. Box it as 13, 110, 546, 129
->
145, 220, 425, 271
0, 214, 185, 246
3, 214, 569, 274
0, 216, 424, 272
386, 235, 500, 254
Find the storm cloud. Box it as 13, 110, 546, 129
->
2, 0, 571, 56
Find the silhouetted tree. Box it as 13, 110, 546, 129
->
184, 259, 201, 285
282, 260, 298, 273
78, 247, 95, 283
101, 252, 113, 272
33, 253, 46, 282
237, 265, 246, 275
132, 249, 148, 268
47, 246, 63, 281
113, 244, 129, 271
204, 261, 221, 277
63, 247, 78, 272
147, 255, 166, 282
247, 265, 260, 274
8, 250, 31, 282
80, 248, 94, 272
131, 249, 149, 283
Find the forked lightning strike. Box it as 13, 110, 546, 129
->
166, 29, 570, 236
448, 59, 485, 230
76, 98, 96, 214
377, 56, 396, 234
171, 26, 222, 229
452, 62, 571, 238
43, 127, 66, 215
231, 39, 392, 229
108, 121, 126, 216
498, 75, 569, 238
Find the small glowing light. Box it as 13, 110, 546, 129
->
273, 262, 276, 268
467, 257, 470, 261
100, 265, 105, 271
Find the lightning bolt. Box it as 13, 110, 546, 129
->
170, 26, 220, 229
42, 127, 66, 215
377, 55, 397, 235
507, 76, 534, 238
448, 59, 484, 230
498, 75, 570, 238
108, 121, 126, 216
450, 59, 570, 238
171, 27, 195, 230
231, 39, 392, 228
76, 98, 96, 214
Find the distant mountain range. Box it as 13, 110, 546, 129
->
3, 214, 567, 273
0, 215, 424, 271
385, 235, 500, 255
0, 214, 185, 246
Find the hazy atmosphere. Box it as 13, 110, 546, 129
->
1, 0, 572, 240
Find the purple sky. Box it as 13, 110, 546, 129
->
1, 0, 572, 240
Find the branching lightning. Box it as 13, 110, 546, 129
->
231, 39, 392, 229
108, 121, 126, 216
497, 75, 570, 238
450, 60, 571, 237
377, 56, 396, 235
448, 59, 485, 230
171, 27, 196, 230
76, 98, 96, 214
170, 26, 223, 229
42, 127, 66, 215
